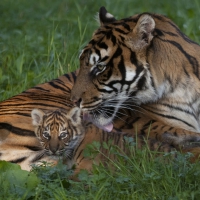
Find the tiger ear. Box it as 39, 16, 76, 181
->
31, 109, 45, 126
99, 6, 116, 26
129, 14, 155, 50
68, 107, 81, 125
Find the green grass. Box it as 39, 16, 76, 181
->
1, 0, 200, 199
1, 0, 200, 101
1, 140, 200, 199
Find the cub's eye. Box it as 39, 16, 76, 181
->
60, 132, 68, 139
96, 64, 106, 71
43, 132, 50, 139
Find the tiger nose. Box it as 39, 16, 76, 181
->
51, 147, 58, 154
72, 98, 82, 108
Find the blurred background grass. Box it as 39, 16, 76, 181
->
0, 0, 200, 101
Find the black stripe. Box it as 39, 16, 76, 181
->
111, 35, 116, 45
162, 30, 178, 37
125, 117, 141, 128
137, 76, 146, 90
117, 55, 126, 81
97, 42, 108, 50
114, 28, 128, 34
89, 39, 96, 45
71, 72, 77, 82
167, 21, 199, 45
112, 46, 122, 59
0, 95, 72, 111
154, 29, 164, 37
24, 145, 42, 151
100, 56, 109, 62
110, 21, 131, 31
49, 81, 67, 91
0, 123, 35, 136
168, 127, 174, 131
157, 38, 199, 77
54, 79, 71, 90
32, 87, 50, 92
159, 103, 197, 119
121, 23, 131, 31
142, 120, 154, 131
151, 125, 158, 130
144, 108, 196, 129
74, 149, 84, 162
11, 157, 27, 163
32, 151, 45, 162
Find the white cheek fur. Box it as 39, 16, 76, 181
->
125, 67, 136, 81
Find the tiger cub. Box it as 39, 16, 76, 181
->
31, 107, 200, 175
31, 107, 85, 169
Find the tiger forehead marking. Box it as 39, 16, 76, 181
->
71, 6, 200, 133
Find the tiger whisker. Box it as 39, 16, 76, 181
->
100, 107, 128, 124
103, 104, 145, 115
101, 106, 129, 117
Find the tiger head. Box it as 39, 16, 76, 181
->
31, 107, 85, 157
71, 7, 200, 132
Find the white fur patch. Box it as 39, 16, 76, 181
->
125, 67, 136, 81
100, 48, 109, 58
122, 85, 129, 91
104, 86, 113, 91
89, 53, 99, 66
113, 83, 121, 90
106, 13, 114, 19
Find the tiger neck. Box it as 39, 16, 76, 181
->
141, 77, 200, 132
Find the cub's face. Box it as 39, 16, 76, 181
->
71, 7, 155, 132
31, 107, 84, 157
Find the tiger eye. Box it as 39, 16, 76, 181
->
43, 131, 50, 139
97, 64, 105, 71
60, 132, 68, 139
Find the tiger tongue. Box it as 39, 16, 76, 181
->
82, 112, 113, 132
101, 123, 113, 132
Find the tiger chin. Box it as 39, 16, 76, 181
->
71, 6, 200, 133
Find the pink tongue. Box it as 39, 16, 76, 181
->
83, 112, 113, 132
102, 123, 113, 132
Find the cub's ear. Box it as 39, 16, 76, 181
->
68, 107, 81, 125
31, 109, 45, 126
127, 14, 155, 50
98, 6, 116, 26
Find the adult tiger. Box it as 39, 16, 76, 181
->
0, 69, 200, 170
71, 7, 200, 133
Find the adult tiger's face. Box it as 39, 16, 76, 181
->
71, 7, 157, 132
31, 107, 84, 157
